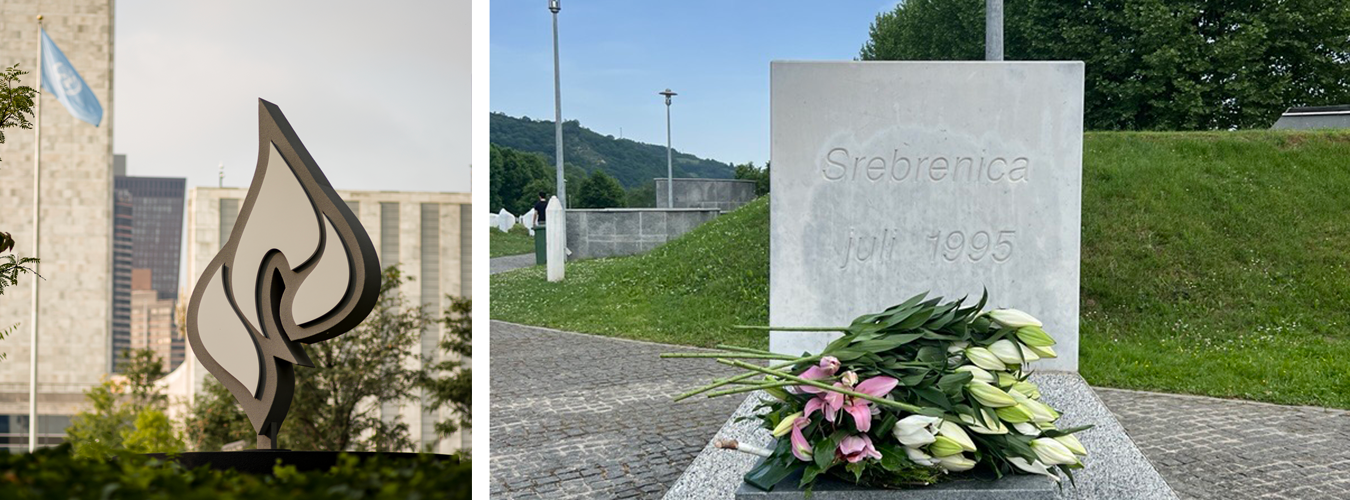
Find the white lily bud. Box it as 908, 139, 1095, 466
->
1055, 434, 1087, 456
937, 420, 977, 452
1026, 343, 1057, 359
938, 453, 977, 472
905, 446, 941, 467
1031, 438, 1078, 465
956, 365, 995, 384
840, 371, 859, 387
990, 339, 1038, 364
772, 412, 802, 438
1013, 422, 1041, 436
964, 347, 1007, 371
947, 341, 970, 354
987, 309, 1042, 328
1011, 381, 1041, 399
1008, 457, 1061, 483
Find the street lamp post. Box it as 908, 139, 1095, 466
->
549, 0, 565, 207
659, 89, 676, 208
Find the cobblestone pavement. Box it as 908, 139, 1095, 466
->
490, 320, 1350, 499
1098, 388, 1350, 500
490, 321, 742, 499
491, 254, 536, 275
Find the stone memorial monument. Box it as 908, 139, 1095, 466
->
769, 61, 1082, 371
665, 62, 1176, 499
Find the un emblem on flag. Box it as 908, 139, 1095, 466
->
52, 62, 82, 95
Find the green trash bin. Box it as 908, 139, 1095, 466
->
533, 225, 547, 265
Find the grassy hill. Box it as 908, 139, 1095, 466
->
490, 113, 736, 188
492, 130, 1350, 409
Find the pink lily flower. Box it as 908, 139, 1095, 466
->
789, 417, 813, 461
804, 374, 898, 432
794, 356, 841, 395
837, 434, 883, 463
843, 376, 898, 432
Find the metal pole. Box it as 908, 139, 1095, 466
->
659, 89, 676, 208
986, 0, 1003, 61
550, 1, 565, 207
665, 100, 672, 207
30, 14, 43, 453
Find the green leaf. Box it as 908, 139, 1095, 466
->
912, 386, 953, 411
875, 441, 910, 472
814, 430, 846, 470
1039, 424, 1094, 438
743, 452, 800, 491
936, 372, 974, 396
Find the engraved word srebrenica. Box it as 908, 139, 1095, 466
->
822, 147, 1030, 183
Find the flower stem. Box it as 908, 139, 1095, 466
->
660, 352, 800, 361
717, 358, 926, 413
732, 325, 852, 332
672, 357, 817, 402
704, 380, 796, 398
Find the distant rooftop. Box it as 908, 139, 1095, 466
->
1271, 105, 1350, 130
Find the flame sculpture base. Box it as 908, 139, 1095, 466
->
143, 451, 459, 475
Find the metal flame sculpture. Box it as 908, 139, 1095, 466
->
187, 99, 381, 449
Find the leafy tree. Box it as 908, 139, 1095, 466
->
576, 170, 626, 208
66, 349, 183, 458
185, 266, 442, 452
1, 232, 40, 361
490, 144, 551, 214
0, 64, 38, 162
285, 266, 432, 452
735, 161, 770, 196
626, 180, 656, 207
860, 0, 1350, 130
418, 296, 472, 444
183, 377, 254, 451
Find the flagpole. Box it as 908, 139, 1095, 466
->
29, 14, 42, 453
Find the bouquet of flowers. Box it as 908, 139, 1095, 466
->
666, 292, 1089, 491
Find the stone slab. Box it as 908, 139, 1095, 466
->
768, 61, 1085, 371
734, 465, 1054, 499
663, 372, 1177, 500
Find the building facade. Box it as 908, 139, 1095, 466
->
0, 1, 115, 452
175, 187, 472, 453
129, 269, 182, 370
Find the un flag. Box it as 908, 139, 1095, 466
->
40, 28, 102, 127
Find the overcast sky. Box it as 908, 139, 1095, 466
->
114, 0, 471, 193
490, 1, 898, 167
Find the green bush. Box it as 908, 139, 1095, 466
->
0, 444, 470, 500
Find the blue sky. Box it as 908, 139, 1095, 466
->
491, 1, 900, 167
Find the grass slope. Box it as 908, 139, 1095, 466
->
492, 197, 769, 348
492, 130, 1350, 409
490, 226, 536, 258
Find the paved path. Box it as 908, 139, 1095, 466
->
490, 321, 742, 499
490, 320, 1350, 499
1097, 388, 1350, 500
491, 254, 536, 275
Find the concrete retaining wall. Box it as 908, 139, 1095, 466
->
565, 208, 720, 260
655, 178, 758, 211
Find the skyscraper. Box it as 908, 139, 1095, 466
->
111, 175, 186, 371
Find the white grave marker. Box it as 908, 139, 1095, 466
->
769, 61, 1084, 371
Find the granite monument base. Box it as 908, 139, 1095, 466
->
143, 450, 458, 475
665, 372, 1177, 500
735, 462, 1055, 500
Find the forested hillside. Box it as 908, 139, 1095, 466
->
490, 113, 735, 188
